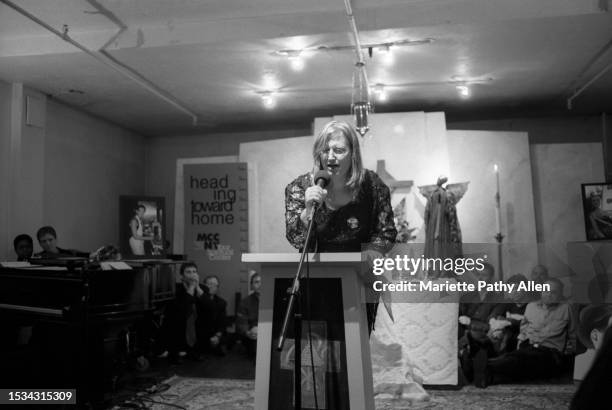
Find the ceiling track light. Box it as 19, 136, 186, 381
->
456, 85, 470, 98
272, 38, 434, 58
372, 83, 387, 102
257, 91, 277, 109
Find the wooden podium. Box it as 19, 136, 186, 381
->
241, 253, 374, 410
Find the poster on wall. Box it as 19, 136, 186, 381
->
183, 163, 248, 311
119, 196, 166, 258
581, 183, 612, 241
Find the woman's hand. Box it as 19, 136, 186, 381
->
305, 185, 327, 212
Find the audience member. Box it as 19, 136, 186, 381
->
33, 226, 89, 258
457, 263, 502, 387
237, 272, 261, 358
487, 274, 531, 354
570, 316, 612, 409
13, 234, 33, 261
572, 304, 612, 379
486, 278, 575, 385
162, 262, 205, 363
530, 265, 549, 284
529, 264, 549, 301
458, 263, 502, 338
577, 304, 612, 352
200, 275, 228, 356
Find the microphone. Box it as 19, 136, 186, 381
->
312, 170, 331, 207
314, 170, 331, 189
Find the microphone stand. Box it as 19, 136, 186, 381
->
277, 203, 319, 410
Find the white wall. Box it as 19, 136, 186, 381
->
0, 80, 12, 259
43, 100, 147, 252
530, 143, 605, 275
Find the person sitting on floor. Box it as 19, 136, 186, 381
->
13, 234, 33, 261
200, 275, 228, 356
457, 263, 503, 386
486, 277, 575, 385
571, 313, 612, 409
33, 226, 89, 258
529, 264, 549, 301
572, 304, 612, 380
162, 262, 206, 363
236, 272, 261, 358
458, 263, 502, 338
487, 273, 531, 354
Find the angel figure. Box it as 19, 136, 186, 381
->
418, 176, 469, 278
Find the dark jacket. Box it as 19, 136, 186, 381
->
236, 292, 259, 334
199, 290, 227, 339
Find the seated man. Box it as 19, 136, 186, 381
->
200, 275, 228, 356
486, 278, 575, 384
529, 264, 549, 301
458, 263, 502, 338
13, 234, 33, 261
487, 274, 531, 354
458, 263, 502, 386
162, 262, 205, 363
236, 272, 261, 358
33, 226, 89, 258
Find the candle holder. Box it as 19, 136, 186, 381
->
494, 232, 504, 281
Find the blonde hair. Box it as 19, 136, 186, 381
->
312, 121, 365, 190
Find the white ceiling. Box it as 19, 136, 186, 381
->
1, 0, 611, 137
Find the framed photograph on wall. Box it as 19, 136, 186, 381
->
581, 183, 612, 241
119, 196, 166, 257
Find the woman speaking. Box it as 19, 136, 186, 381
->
285, 120, 397, 332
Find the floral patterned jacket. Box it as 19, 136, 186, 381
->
284, 169, 397, 253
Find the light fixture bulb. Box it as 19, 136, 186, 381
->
378, 45, 391, 54
351, 62, 372, 136
380, 45, 394, 65
289, 57, 304, 71
373, 84, 387, 102
456, 85, 470, 98
262, 72, 277, 90
261, 92, 276, 109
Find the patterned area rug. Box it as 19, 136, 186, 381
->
146, 376, 253, 410
145, 376, 575, 410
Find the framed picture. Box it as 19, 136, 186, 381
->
581, 183, 612, 241
119, 196, 166, 257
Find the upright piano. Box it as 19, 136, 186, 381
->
0, 259, 178, 407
